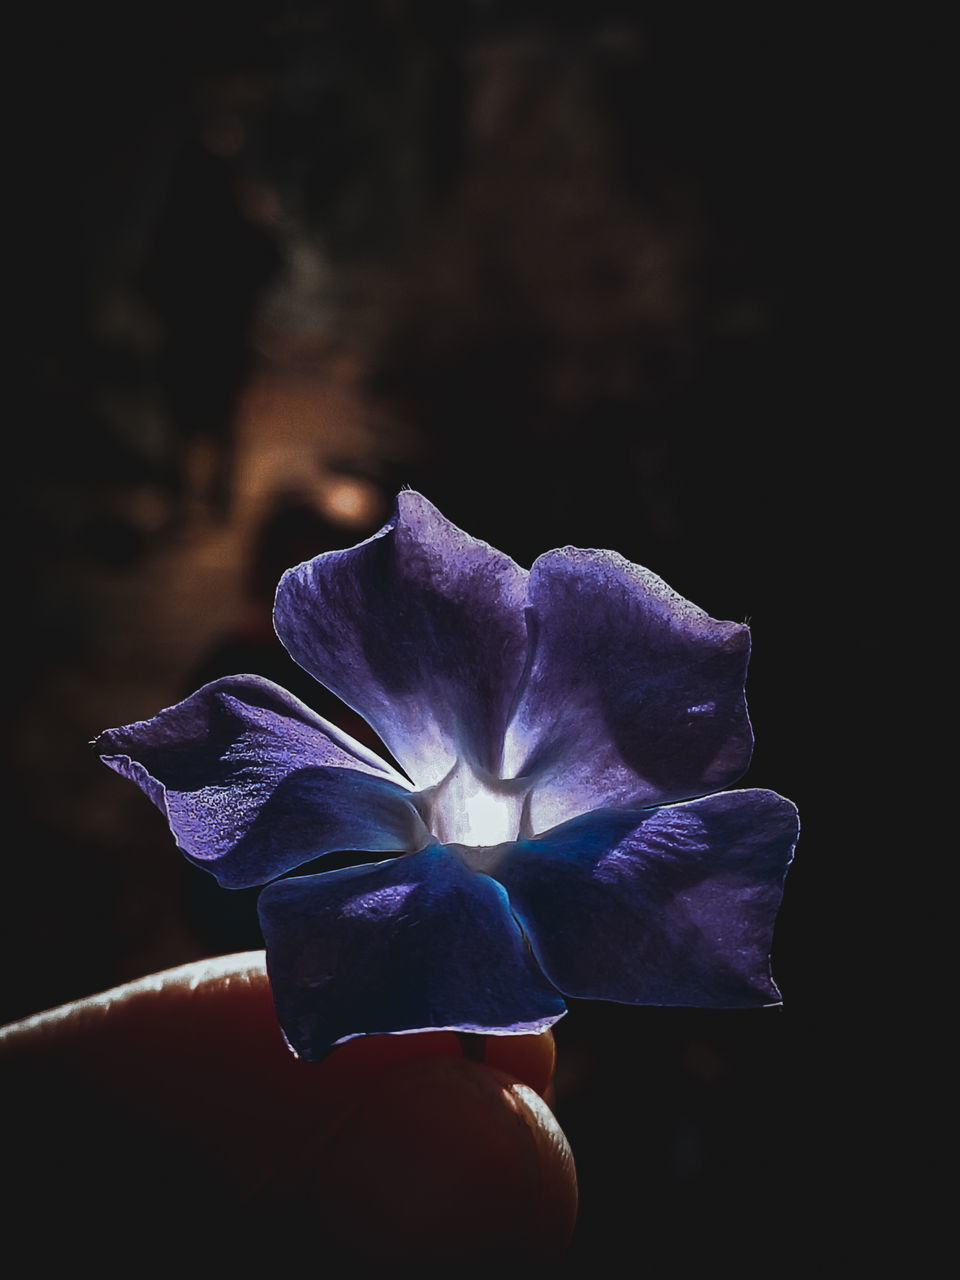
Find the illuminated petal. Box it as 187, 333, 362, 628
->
503, 549, 753, 831
96, 676, 425, 888
274, 491, 529, 789
258, 845, 566, 1060
495, 790, 798, 1007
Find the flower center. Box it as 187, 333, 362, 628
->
418, 757, 528, 849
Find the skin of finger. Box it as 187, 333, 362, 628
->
261, 1056, 579, 1258
0, 953, 560, 1194
0, 953, 555, 1093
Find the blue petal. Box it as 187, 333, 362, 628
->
502, 549, 753, 831
494, 790, 798, 1007
96, 675, 426, 888
258, 845, 567, 1060
273, 491, 529, 788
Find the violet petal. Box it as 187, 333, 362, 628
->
258, 845, 566, 1060
494, 789, 798, 1007
273, 491, 529, 788
96, 675, 425, 888
503, 548, 753, 831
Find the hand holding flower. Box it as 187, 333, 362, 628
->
40, 492, 798, 1262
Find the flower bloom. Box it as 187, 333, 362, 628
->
97, 492, 798, 1060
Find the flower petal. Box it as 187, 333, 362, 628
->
258, 845, 567, 1060
494, 790, 798, 1007
273, 491, 529, 788
96, 675, 426, 888
503, 549, 753, 830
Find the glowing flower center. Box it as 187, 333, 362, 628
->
420, 758, 527, 849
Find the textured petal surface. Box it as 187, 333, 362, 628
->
258, 845, 567, 1059
503, 549, 753, 831
273, 491, 529, 788
494, 790, 798, 1007
96, 676, 425, 888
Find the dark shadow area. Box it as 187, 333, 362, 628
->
5, 0, 894, 1268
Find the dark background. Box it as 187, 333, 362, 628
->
6, 1, 895, 1268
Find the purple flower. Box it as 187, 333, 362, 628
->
97, 492, 798, 1060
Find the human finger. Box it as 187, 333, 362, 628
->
1, 953, 576, 1260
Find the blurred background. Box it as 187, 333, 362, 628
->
6, 0, 883, 1267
